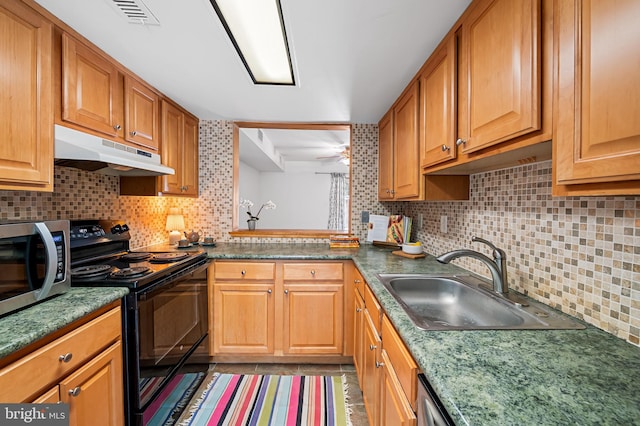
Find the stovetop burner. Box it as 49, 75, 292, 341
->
121, 252, 152, 261
150, 253, 189, 263
71, 264, 114, 279
110, 266, 152, 279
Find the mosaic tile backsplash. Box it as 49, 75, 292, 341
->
0, 121, 638, 346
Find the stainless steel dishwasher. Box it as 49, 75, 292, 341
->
417, 374, 454, 426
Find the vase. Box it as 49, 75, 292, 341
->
247, 219, 257, 230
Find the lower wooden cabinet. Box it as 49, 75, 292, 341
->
354, 279, 418, 426
211, 260, 349, 359
0, 305, 124, 425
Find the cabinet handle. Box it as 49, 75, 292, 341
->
456, 138, 466, 146
130, 130, 137, 137
267, 288, 272, 294
310, 270, 316, 276
241, 270, 246, 276
376, 361, 384, 368
369, 344, 377, 351
284, 289, 289, 295
113, 124, 121, 131
58, 353, 73, 363
68, 387, 81, 397
356, 307, 362, 313
441, 144, 450, 152
390, 189, 395, 195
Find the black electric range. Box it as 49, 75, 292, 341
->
69, 220, 210, 426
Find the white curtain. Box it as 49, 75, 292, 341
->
327, 173, 349, 231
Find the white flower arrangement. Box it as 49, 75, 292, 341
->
240, 199, 276, 221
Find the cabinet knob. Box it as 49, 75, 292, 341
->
441, 144, 450, 152
113, 124, 121, 131
385, 189, 390, 194
267, 288, 272, 294
354, 279, 361, 284
375, 361, 384, 369
390, 189, 395, 195
284, 289, 289, 295
369, 344, 377, 351
356, 307, 362, 313
456, 138, 466, 146
130, 130, 137, 137
310, 270, 316, 276
58, 353, 73, 363
68, 387, 81, 397
241, 270, 246, 276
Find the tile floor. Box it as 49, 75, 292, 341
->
187, 363, 369, 425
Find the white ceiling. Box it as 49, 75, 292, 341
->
34, 0, 471, 123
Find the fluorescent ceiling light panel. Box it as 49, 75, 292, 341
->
211, 0, 295, 85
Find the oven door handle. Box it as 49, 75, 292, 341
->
33, 222, 57, 301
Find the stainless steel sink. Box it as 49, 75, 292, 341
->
376, 274, 585, 330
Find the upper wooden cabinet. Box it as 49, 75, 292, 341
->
378, 110, 395, 199
161, 100, 199, 196
553, 0, 640, 195
0, 1, 53, 191
393, 82, 422, 199
61, 33, 160, 152
125, 76, 160, 151
458, 0, 541, 153
62, 33, 122, 138
420, 34, 457, 169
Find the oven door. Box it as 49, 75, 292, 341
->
127, 260, 210, 419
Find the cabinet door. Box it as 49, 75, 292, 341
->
554, 0, 640, 186
379, 350, 417, 426
161, 100, 184, 194
283, 283, 344, 354
459, 0, 541, 153
378, 110, 395, 200
0, 1, 53, 191
62, 33, 122, 138
213, 283, 274, 354
393, 81, 421, 199
181, 114, 199, 196
362, 310, 381, 426
420, 35, 457, 168
125, 76, 159, 151
60, 341, 124, 426
353, 289, 365, 388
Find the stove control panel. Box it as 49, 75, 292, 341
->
69, 220, 130, 245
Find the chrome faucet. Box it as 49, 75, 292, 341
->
436, 237, 509, 294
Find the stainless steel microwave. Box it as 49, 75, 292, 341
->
0, 220, 70, 316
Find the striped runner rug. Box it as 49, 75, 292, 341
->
179, 374, 352, 426
143, 372, 207, 426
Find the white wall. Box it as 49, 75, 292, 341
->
238, 161, 262, 228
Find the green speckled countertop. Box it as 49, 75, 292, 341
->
197, 242, 640, 425
0, 287, 128, 360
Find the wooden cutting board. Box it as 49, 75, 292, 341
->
392, 250, 426, 259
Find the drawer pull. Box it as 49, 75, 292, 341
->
369, 344, 377, 351
58, 353, 73, 363
310, 270, 316, 276
241, 270, 246, 276
68, 387, 81, 397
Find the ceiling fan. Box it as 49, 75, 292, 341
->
317, 146, 350, 163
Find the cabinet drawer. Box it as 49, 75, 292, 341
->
214, 262, 276, 281
283, 263, 343, 281
382, 314, 418, 411
0, 307, 121, 403
364, 284, 382, 334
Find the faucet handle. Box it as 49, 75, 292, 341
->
471, 237, 505, 259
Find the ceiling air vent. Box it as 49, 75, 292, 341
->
108, 0, 160, 25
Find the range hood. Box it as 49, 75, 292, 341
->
54, 125, 175, 176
